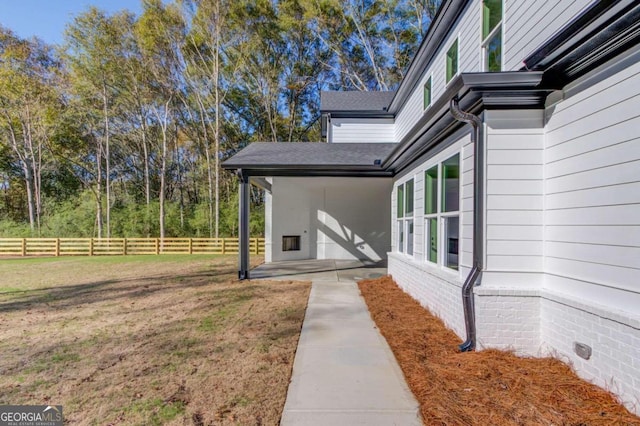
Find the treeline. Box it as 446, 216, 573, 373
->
0, 0, 439, 238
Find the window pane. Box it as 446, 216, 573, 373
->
397, 184, 404, 218
405, 179, 414, 216
407, 220, 414, 256
423, 78, 431, 109
425, 166, 438, 214
486, 28, 502, 72
427, 218, 438, 263
442, 154, 460, 212
446, 39, 458, 83
445, 216, 459, 270
398, 220, 404, 253
482, 0, 502, 39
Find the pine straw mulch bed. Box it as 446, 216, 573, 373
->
358, 276, 640, 426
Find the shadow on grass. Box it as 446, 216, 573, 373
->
0, 267, 261, 314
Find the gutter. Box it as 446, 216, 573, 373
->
449, 97, 484, 352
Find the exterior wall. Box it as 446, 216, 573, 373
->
484, 110, 545, 278
395, 0, 481, 142
389, 131, 472, 340
267, 177, 392, 262
394, 0, 597, 142
539, 49, 640, 412
329, 118, 395, 143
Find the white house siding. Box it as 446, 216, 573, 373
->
503, 0, 593, 71
395, 1, 481, 143
266, 177, 392, 262
329, 118, 395, 143
473, 109, 545, 354
388, 132, 472, 339
540, 50, 640, 412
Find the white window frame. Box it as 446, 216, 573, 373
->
396, 178, 415, 256
423, 153, 460, 272
423, 75, 432, 111
481, 0, 503, 72
445, 36, 459, 84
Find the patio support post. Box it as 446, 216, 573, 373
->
238, 170, 250, 280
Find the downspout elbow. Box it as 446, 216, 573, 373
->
449, 97, 484, 352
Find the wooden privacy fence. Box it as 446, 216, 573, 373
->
0, 238, 265, 257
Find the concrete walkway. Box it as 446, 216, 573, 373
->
253, 260, 422, 425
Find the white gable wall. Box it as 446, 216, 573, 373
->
329, 118, 395, 143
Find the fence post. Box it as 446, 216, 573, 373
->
155, 238, 159, 255
189, 238, 193, 254
21, 238, 26, 256
89, 238, 94, 256
55, 238, 60, 257
123, 238, 127, 256
221, 238, 226, 255
253, 238, 259, 254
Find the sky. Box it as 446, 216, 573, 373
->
0, 0, 143, 46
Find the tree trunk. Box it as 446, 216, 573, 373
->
102, 83, 111, 238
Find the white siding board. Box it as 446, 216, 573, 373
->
545, 96, 640, 147
545, 258, 640, 295
487, 210, 543, 225
546, 140, 640, 179
486, 165, 542, 180
486, 133, 545, 149
487, 150, 543, 165
486, 255, 543, 270
487, 180, 542, 195
546, 241, 640, 271
546, 121, 639, 164
487, 195, 543, 210
488, 240, 543, 256
544, 225, 640, 248
545, 182, 640, 210
545, 204, 640, 226
488, 225, 544, 241
545, 160, 640, 194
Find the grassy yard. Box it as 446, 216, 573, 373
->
0, 255, 310, 425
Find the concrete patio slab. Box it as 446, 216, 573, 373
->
255, 260, 421, 426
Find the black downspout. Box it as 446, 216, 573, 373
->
449, 97, 484, 352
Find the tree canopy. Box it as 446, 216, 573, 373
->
0, 0, 440, 238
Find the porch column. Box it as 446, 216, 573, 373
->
238, 170, 250, 280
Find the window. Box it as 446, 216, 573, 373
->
482, 0, 502, 72
423, 77, 432, 110
424, 153, 460, 270
396, 178, 414, 255
446, 39, 458, 83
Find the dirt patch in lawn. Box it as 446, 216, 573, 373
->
0, 255, 310, 425
358, 276, 640, 426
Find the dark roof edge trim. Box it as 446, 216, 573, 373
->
326, 112, 395, 119
387, 0, 468, 115
383, 71, 547, 170
523, 0, 640, 86
239, 169, 393, 178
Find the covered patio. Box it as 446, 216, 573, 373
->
222, 142, 395, 279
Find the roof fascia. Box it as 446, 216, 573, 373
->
523, 0, 640, 87
383, 72, 549, 172
242, 169, 393, 178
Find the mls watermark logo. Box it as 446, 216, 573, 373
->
0, 405, 63, 426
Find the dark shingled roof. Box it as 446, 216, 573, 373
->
320, 91, 396, 114
222, 142, 396, 171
